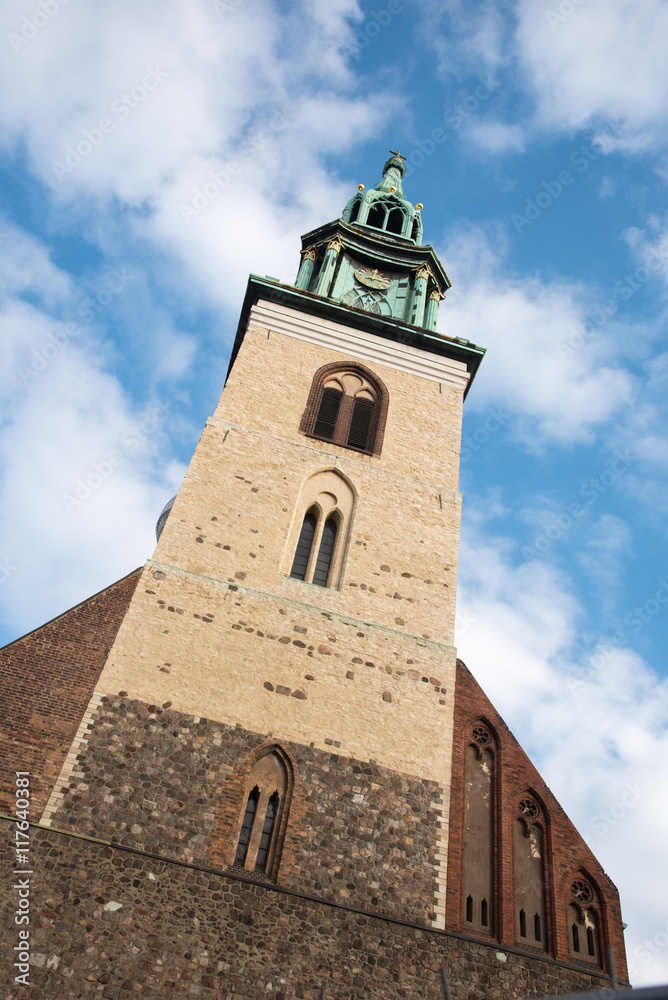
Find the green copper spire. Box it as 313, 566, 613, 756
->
342, 149, 423, 245
293, 150, 451, 332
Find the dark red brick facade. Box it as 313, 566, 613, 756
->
446, 658, 628, 983
0, 570, 141, 817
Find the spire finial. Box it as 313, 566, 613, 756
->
389, 149, 406, 163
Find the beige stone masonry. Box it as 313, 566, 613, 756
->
431, 783, 450, 929
93, 302, 467, 903
40, 689, 107, 827
97, 562, 457, 786
154, 418, 461, 643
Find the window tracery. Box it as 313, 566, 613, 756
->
232, 749, 292, 880
300, 363, 388, 457
284, 469, 355, 590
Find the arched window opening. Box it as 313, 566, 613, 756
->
313, 385, 343, 440
367, 203, 386, 229
386, 207, 405, 235
300, 363, 388, 458
234, 787, 259, 866
462, 730, 494, 936
349, 199, 360, 224
513, 801, 547, 950
255, 791, 279, 873
568, 887, 601, 965
312, 517, 337, 587
290, 510, 317, 580
232, 751, 290, 880
284, 469, 355, 590
411, 217, 420, 241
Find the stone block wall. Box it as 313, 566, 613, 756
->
0, 570, 141, 816
46, 694, 443, 925
0, 818, 617, 1000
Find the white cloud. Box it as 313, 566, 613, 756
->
438, 227, 635, 446
465, 120, 525, 154
0, 0, 387, 318
577, 513, 632, 591
456, 517, 668, 986
516, 0, 668, 145
0, 231, 182, 639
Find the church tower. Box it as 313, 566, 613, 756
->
0, 153, 628, 998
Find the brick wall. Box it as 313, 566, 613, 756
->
446, 659, 628, 983
0, 818, 617, 1000
0, 570, 141, 817
47, 695, 442, 925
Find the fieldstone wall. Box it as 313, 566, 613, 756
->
47, 695, 442, 924
0, 819, 614, 1000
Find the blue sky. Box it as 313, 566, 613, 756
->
1, 0, 667, 984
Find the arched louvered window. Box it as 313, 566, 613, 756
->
313, 385, 343, 440
347, 396, 374, 450
232, 750, 291, 880
300, 365, 388, 457
312, 517, 338, 586
290, 510, 317, 580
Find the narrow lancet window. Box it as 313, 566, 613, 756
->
312, 517, 337, 586
255, 791, 279, 873
232, 751, 291, 880
234, 787, 259, 865
290, 510, 317, 580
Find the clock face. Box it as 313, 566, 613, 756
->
355, 267, 393, 290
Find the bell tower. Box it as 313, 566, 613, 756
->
1, 151, 629, 997
41, 150, 483, 919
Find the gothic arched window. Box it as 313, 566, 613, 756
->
285, 470, 354, 590
514, 794, 547, 951
300, 363, 389, 457
462, 722, 495, 936
290, 507, 340, 588
567, 877, 601, 965
232, 749, 292, 880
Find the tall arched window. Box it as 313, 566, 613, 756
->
514, 795, 547, 951
568, 877, 601, 965
285, 470, 354, 589
300, 363, 389, 458
232, 749, 292, 880
290, 507, 340, 588
462, 723, 495, 936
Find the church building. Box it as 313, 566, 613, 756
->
0, 152, 628, 998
